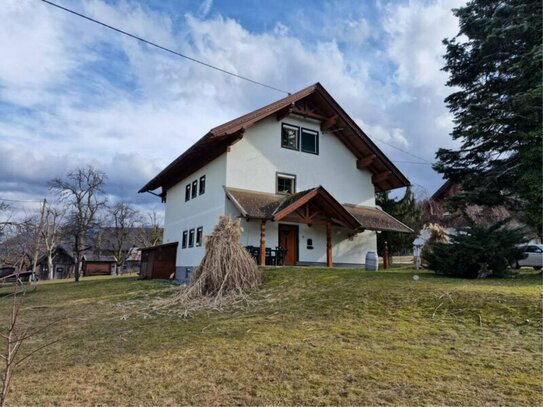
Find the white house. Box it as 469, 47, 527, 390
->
139, 83, 412, 281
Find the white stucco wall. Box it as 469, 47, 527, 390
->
225, 115, 375, 206
163, 154, 227, 269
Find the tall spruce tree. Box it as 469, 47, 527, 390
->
435, 0, 542, 239
376, 187, 419, 258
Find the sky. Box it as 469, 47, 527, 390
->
0, 0, 465, 216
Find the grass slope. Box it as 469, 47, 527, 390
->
1, 268, 541, 406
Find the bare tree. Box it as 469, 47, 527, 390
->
105, 201, 142, 273
49, 166, 107, 282
40, 203, 67, 280
140, 211, 163, 247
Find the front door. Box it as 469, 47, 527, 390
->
278, 224, 298, 266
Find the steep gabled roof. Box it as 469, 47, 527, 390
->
139, 83, 410, 194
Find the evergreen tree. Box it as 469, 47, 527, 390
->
376, 187, 419, 258
435, 0, 542, 239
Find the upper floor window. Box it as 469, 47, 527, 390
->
277, 173, 296, 194
199, 176, 206, 195
196, 227, 203, 247
301, 128, 319, 155
188, 229, 195, 248
186, 175, 206, 202
281, 123, 299, 150
191, 180, 198, 199
182, 230, 188, 249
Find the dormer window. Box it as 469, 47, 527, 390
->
277, 173, 296, 194
281, 123, 299, 150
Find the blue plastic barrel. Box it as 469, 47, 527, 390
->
365, 251, 378, 271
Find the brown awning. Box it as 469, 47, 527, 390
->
225, 186, 413, 233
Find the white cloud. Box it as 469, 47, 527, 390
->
384, 0, 464, 93
0, 0, 466, 207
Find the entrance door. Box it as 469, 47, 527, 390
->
278, 224, 298, 266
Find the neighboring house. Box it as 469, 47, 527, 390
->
35, 246, 75, 280
139, 83, 412, 281
81, 254, 116, 277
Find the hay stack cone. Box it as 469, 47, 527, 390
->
183, 216, 261, 302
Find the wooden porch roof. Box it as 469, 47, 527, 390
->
139, 83, 410, 194
224, 186, 413, 233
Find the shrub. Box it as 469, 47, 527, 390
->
423, 220, 527, 278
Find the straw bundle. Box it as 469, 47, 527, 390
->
184, 216, 261, 299
155, 216, 261, 312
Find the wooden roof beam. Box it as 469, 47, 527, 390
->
276, 103, 294, 121
320, 115, 337, 131
372, 171, 391, 184
291, 108, 328, 121
357, 154, 376, 169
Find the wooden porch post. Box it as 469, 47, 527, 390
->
326, 222, 333, 267
260, 220, 266, 266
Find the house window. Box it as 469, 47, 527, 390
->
188, 229, 195, 248
281, 123, 299, 150
301, 128, 319, 154
185, 184, 191, 202
191, 180, 198, 199
196, 227, 203, 247
182, 230, 188, 248
276, 173, 296, 194
199, 176, 206, 195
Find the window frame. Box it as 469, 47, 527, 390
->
300, 127, 319, 155
199, 175, 206, 195
281, 123, 300, 151
182, 230, 188, 249
185, 184, 191, 202
196, 227, 203, 247
276, 172, 296, 195
188, 229, 195, 248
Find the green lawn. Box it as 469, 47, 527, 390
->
1, 268, 542, 406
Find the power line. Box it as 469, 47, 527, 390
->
39, 0, 290, 95
369, 137, 433, 164
39, 0, 436, 164
393, 161, 433, 165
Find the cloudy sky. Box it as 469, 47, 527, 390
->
0, 0, 464, 215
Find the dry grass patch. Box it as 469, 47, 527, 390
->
1, 269, 541, 406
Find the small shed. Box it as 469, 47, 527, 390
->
82, 255, 116, 277
140, 242, 178, 279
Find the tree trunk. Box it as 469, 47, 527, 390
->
47, 255, 53, 280
74, 234, 81, 282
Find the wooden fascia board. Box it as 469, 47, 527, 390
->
224, 187, 249, 218
356, 154, 376, 169
372, 171, 392, 184
273, 189, 319, 220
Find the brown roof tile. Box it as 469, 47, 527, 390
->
343, 204, 414, 233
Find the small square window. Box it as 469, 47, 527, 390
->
188, 229, 195, 248
182, 230, 188, 248
276, 173, 296, 194
281, 123, 299, 150
301, 128, 319, 154
196, 227, 203, 247
185, 184, 191, 202
191, 180, 198, 199
199, 176, 206, 195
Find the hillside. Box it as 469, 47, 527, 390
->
1, 268, 541, 406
